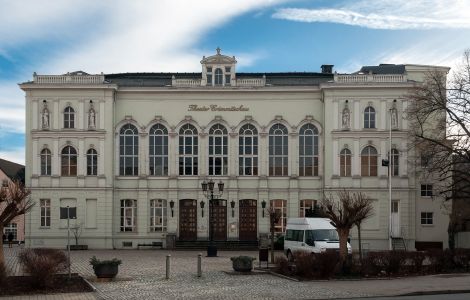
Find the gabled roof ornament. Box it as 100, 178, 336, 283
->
216, 46, 221, 55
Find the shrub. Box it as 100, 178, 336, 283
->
365, 251, 407, 276
18, 248, 67, 288
292, 251, 316, 278
452, 248, 470, 271
408, 251, 426, 274
426, 249, 454, 273
314, 251, 340, 279
274, 256, 292, 276
89, 256, 122, 268
0, 262, 8, 287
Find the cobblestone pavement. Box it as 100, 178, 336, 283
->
4, 246, 470, 300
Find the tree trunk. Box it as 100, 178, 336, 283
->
357, 223, 362, 262
270, 226, 275, 263
338, 228, 349, 262
0, 225, 4, 266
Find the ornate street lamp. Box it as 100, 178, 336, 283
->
201, 179, 224, 257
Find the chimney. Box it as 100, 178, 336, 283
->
321, 64, 333, 74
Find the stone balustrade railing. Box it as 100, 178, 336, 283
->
171, 78, 202, 87
34, 74, 105, 84
172, 76, 266, 87
334, 74, 407, 83
236, 77, 266, 87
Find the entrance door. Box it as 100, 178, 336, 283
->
179, 199, 197, 240
210, 199, 227, 241
391, 200, 400, 237
239, 199, 257, 240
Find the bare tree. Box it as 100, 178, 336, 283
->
268, 206, 281, 263
321, 190, 374, 264
70, 222, 83, 246
353, 195, 374, 262
0, 180, 34, 265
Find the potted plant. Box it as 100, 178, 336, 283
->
90, 256, 122, 279
231, 256, 256, 272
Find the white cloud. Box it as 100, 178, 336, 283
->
0, 82, 25, 133
272, 0, 470, 30
0, 147, 25, 165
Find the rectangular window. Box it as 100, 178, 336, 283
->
40, 199, 51, 227
225, 74, 231, 86
120, 199, 137, 232
421, 212, 433, 225
421, 184, 433, 197
206, 74, 212, 86
4, 223, 18, 241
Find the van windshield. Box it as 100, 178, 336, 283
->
306, 229, 339, 242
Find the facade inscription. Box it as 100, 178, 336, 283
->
188, 104, 249, 112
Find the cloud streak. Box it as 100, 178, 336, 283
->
273, 0, 470, 30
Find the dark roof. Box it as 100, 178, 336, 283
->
0, 158, 25, 183
104, 72, 333, 87
356, 64, 406, 75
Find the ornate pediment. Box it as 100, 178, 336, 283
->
200, 47, 237, 65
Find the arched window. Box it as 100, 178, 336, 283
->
64, 106, 75, 129
120, 199, 137, 232
149, 124, 168, 176
86, 148, 98, 176
179, 124, 198, 175
361, 146, 378, 176
239, 124, 258, 176
390, 148, 399, 176
340, 148, 352, 177
214, 68, 223, 85
299, 124, 319, 176
270, 199, 287, 233
269, 123, 288, 176
119, 124, 139, 176
150, 199, 167, 232
364, 106, 376, 129
61, 146, 77, 176
40, 148, 51, 176
299, 199, 317, 217
209, 124, 228, 175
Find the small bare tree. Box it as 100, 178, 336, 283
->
70, 222, 83, 246
0, 180, 34, 265
321, 190, 374, 265
268, 206, 281, 263
353, 195, 374, 262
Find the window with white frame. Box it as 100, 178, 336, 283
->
87, 148, 98, 176
40, 199, 51, 227
239, 124, 258, 176
119, 124, 139, 176
61, 146, 77, 176
214, 68, 223, 85
150, 199, 167, 232
421, 212, 433, 225
299, 123, 319, 176
3, 223, 17, 241
206, 67, 213, 86
149, 124, 168, 176
40, 148, 51, 176
340, 148, 352, 177
120, 199, 137, 232
64, 106, 75, 129
179, 124, 198, 175
421, 184, 433, 197
389, 148, 399, 176
364, 106, 376, 129
361, 146, 378, 176
270, 199, 287, 233
209, 124, 228, 175
269, 123, 288, 176
299, 199, 317, 217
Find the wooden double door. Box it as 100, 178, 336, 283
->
239, 199, 257, 240
179, 199, 197, 241
210, 199, 227, 241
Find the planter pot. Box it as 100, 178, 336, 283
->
93, 264, 119, 278
231, 256, 256, 272
69, 245, 88, 251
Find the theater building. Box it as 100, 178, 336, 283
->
20, 49, 450, 250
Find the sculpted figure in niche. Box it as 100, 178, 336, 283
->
342, 103, 350, 129
88, 101, 96, 129
391, 107, 398, 129
42, 102, 50, 129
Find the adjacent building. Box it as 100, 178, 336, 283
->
20, 49, 450, 250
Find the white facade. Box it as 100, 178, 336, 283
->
21, 51, 450, 250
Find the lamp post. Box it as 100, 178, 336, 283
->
201, 179, 224, 257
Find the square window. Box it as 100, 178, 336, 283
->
421, 184, 433, 197
225, 67, 231, 72
420, 212, 433, 225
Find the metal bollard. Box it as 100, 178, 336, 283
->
197, 253, 202, 277
166, 254, 171, 279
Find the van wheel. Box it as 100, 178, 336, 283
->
287, 251, 294, 262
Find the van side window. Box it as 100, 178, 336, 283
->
295, 230, 304, 242
285, 229, 294, 241
285, 229, 304, 242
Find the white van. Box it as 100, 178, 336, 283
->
284, 218, 352, 260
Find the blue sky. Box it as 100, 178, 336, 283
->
1, 0, 469, 164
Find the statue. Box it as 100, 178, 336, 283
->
88, 101, 96, 129
391, 107, 398, 129
41, 101, 50, 129
342, 102, 350, 130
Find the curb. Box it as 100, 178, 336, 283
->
400, 289, 470, 296
82, 276, 97, 292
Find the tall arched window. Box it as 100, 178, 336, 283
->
119, 124, 139, 176
269, 123, 288, 176
209, 124, 228, 175
340, 148, 352, 177
87, 148, 98, 176
214, 68, 223, 85
120, 199, 137, 232
270, 199, 287, 233
299, 123, 319, 176
361, 146, 378, 176
239, 124, 258, 176
390, 148, 399, 176
150, 199, 167, 232
40, 148, 51, 176
364, 106, 376, 129
61, 146, 77, 176
64, 106, 75, 129
149, 124, 168, 176
179, 124, 198, 175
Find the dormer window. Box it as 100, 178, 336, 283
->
201, 47, 237, 87
215, 68, 223, 85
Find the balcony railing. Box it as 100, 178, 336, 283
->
236, 77, 266, 87
334, 74, 407, 83
171, 78, 202, 87
34, 74, 105, 84
172, 76, 266, 87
